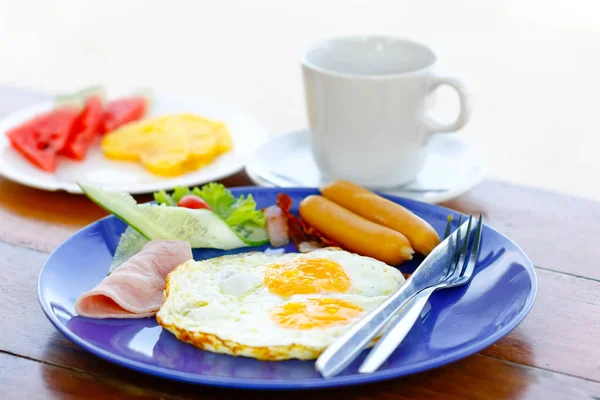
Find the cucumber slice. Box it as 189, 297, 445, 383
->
109, 227, 148, 274
108, 215, 268, 274
231, 223, 268, 246
79, 182, 248, 250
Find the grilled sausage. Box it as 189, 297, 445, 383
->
321, 180, 440, 255
299, 195, 414, 265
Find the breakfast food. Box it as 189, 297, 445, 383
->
79, 182, 268, 272
176, 194, 210, 209
156, 248, 405, 360
5, 88, 148, 171
73, 181, 456, 364
5, 86, 229, 176
299, 195, 414, 265
60, 95, 104, 160
101, 96, 148, 133
321, 180, 440, 255
81, 182, 268, 272
276, 193, 339, 251
264, 205, 290, 248
152, 183, 266, 236
101, 114, 232, 176
6, 107, 80, 171
213, 121, 233, 154
75, 240, 192, 318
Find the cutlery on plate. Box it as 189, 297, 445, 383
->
358, 214, 483, 373
315, 215, 476, 378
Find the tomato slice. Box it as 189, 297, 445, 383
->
60, 96, 104, 160
101, 97, 147, 133
6, 108, 80, 172
177, 195, 211, 210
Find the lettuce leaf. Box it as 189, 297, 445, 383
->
193, 183, 265, 227
172, 186, 194, 203
153, 189, 176, 206
154, 183, 266, 228
153, 186, 196, 206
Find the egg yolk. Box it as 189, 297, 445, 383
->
264, 258, 351, 296
269, 298, 363, 329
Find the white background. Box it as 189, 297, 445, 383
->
1, 0, 598, 199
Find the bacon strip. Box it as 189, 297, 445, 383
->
276, 193, 340, 250
75, 240, 192, 319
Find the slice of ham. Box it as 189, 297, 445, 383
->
75, 240, 192, 319
264, 205, 289, 248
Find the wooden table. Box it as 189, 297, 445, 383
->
1, 87, 599, 399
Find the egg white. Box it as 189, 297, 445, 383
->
156, 248, 405, 360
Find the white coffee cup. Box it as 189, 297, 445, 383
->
301, 36, 472, 188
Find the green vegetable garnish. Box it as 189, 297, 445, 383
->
80, 182, 269, 273
154, 183, 266, 228
153, 189, 177, 206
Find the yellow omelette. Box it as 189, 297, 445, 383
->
101, 114, 233, 176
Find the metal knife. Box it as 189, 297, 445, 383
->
315, 219, 469, 378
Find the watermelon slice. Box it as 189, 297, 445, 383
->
101, 97, 147, 133
6, 108, 80, 172
60, 95, 104, 160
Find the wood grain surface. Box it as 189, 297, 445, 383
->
444, 180, 600, 280
3, 352, 600, 400
0, 172, 250, 253
0, 85, 599, 399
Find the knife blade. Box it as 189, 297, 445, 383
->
315, 218, 469, 378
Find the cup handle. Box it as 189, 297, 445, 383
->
425, 75, 472, 134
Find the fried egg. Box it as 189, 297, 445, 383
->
156, 248, 405, 360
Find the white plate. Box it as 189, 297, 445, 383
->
246, 130, 487, 203
0, 93, 269, 194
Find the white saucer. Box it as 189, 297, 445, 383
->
0, 93, 269, 194
245, 130, 487, 203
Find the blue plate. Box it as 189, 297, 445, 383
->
38, 187, 537, 390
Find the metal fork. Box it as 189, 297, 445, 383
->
316, 214, 466, 378
358, 214, 483, 373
